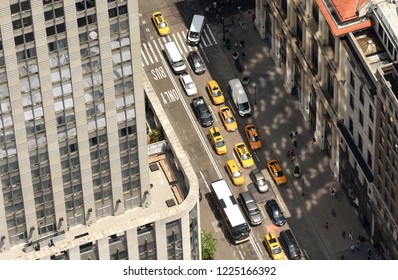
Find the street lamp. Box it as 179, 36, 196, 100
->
221, 17, 225, 41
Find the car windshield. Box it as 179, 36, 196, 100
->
272, 246, 282, 255
194, 61, 203, 68
225, 117, 234, 124
239, 102, 250, 111
212, 87, 221, 96
275, 171, 284, 177
258, 179, 267, 186
185, 82, 195, 89
190, 31, 200, 39
250, 135, 260, 142
241, 153, 250, 160
158, 22, 167, 28
249, 208, 260, 216
173, 60, 185, 67
215, 140, 225, 147
274, 210, 283, 218
200, 110, 211, 118
232, 171, 242, 178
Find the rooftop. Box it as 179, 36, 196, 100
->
316, 0, 372, 36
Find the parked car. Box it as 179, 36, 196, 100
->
267, 159, 287, 186
279, 229, 301, 260
239, 190, 263, 226
151, 12, 170, 36
209, 126, 227, 155
245, 124, 263, 150
206, 80, 225, 105
226, 159, 244, 186
265, 199, 286, 226
250, 169, 270, 193
179, 71, 197, 96
264, 232, 285, 260
187, 51, 206, 75
192, 97, 214, 127
234, 142, 254, 169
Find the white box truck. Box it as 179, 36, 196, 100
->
228, 78, 251, 117
164, 41, 186, 74
187, 15, 205, 45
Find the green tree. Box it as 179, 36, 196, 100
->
149, 126, 164, 143
201, 230, 217, 260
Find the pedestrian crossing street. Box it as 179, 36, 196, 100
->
141, 24, 218, 67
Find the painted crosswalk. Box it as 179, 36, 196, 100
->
141, 24, 218, 67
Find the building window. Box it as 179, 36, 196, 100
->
312, 2, 319, 27
350, 71, 355, 89
327, 72, 334, 101
10, 1, 31, 15
350, 94, 354, 109
369, 105, 374, 122
359, 111, 363, 126
358, 134, 363, 152
296, 18, 303, 46
349, 117, 353, 135
329, 30, 335, 51
311, 38, 318, 75
368, 127, 373, 143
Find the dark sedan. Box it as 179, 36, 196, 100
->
187, 51, 206, 75
265, 199, 286, 227
192, 96, 214, 127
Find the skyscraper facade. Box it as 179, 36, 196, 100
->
0, 0, 200, 260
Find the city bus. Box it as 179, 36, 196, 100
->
209, 179, 251, 244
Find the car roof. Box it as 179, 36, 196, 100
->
181, 72, 193, 82
227, 159, 239, 169
240, 191, 254, 203
189, 51, 200, 59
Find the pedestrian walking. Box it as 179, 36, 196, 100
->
331, 208, 336, 217
348, 232, 353, 240
350, 245, 356, 253
241, 51, 245, 59
330, 188, 336, 197
324, 222, 329, 229
342, 231, 346, 239
367, 247, 372, 256
294, 140, 297, 148
290, 132, 293, 139
356, 242, 360, 251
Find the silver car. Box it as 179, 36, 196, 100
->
179, 71, 197, 96
239, 190, 263, 226
250, 169, 270, 193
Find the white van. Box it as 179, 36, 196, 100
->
187, 15, 205, 45
164, 41, 186, 74
228, 79, 251, 117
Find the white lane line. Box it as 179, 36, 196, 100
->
253, 151, 260, 162
199, 44, 210, 63
249, 233, 264, 260
152, 39, 164, 61
142, 43, 153, 64
202, 28, 211, 47
206, 24, 217, 45
162, 60, 223, 179
199, 171, 210, 191
147, 41, 158, 63
176, 32, 188, 53
171, 33, 184, 55
141, 50, 149, 66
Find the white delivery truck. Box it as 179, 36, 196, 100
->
164, 41, 186, 74
187, 15, 205, 45
228, 78, 251, 117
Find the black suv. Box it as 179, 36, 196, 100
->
192, 96, 214, 127
279, 229, 301, 260
265, 199, 286, 227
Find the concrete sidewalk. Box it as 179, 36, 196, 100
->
216, 8, 378, 260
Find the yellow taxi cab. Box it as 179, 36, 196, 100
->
219, 106, 238, 132
245, 124, 263, 150
151, 12, 170, 36
226, 159, 244, 186
234, 142, 254, 169
209, 126, 227, 155
264, 232, 285, 260
267, 159, 287, 186
206, 80, 225, 105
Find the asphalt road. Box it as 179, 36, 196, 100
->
138, 0, 320, 261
